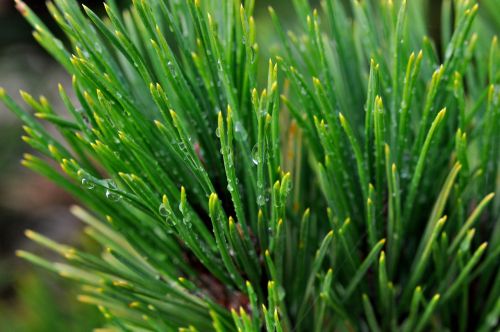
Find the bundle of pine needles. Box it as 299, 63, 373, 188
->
1, 0, 499, 330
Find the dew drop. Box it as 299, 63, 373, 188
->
106, 189, 122, 202
183, 214, 192, 228
167, 61, 177, 78
251, 144, 260, 165
250, 46, 256, 64
159, 203, 168, 217
215, 127, 221, 138
106, 179, 117, 188
81, 178, 95, 189
257, 194, 265, 206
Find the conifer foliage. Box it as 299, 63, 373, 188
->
1, 0, 499, 330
